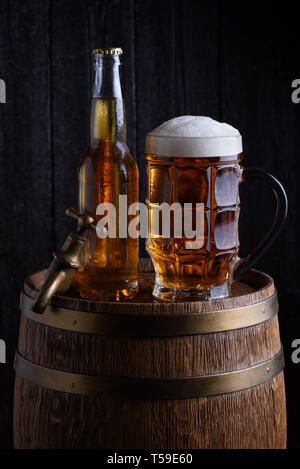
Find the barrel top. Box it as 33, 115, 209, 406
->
23, 259, 275, 315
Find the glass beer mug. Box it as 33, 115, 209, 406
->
145, 116, 287, 301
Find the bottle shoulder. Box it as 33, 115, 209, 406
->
78, 141, 138, 170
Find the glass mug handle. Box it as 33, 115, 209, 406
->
233, 167, 288, 281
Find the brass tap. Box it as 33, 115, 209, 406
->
31, 208, 96, 314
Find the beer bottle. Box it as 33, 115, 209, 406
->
77, 47, 139, 300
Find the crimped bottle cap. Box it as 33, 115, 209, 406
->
93, 47, 123, 55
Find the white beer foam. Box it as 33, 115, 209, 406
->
145, 116, 243, 157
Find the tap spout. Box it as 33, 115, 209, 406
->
31, 265, 69, 315
31, 231, 87, 314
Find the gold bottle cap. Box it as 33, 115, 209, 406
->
93, 47, 123, 56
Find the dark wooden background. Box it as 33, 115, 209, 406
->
0, 0, 299, 449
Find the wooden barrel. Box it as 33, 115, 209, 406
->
14, 259, 286, 449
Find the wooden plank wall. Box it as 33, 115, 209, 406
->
0, 0, 299, 448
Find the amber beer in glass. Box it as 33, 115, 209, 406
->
145, 116, 287, 301
77, 48, 139, 301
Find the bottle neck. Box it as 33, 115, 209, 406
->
90, 55, 126, 145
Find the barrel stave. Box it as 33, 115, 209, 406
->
14, 266, 287, 449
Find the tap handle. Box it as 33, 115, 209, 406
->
66, 207, 96, 231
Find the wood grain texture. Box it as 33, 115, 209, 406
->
14, 266, 286, 449
218, 1, 290, 283
17, 313, 281, 377
50, 0, 91, 247
14, 372, 285, 449
0, 0, 53, 449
